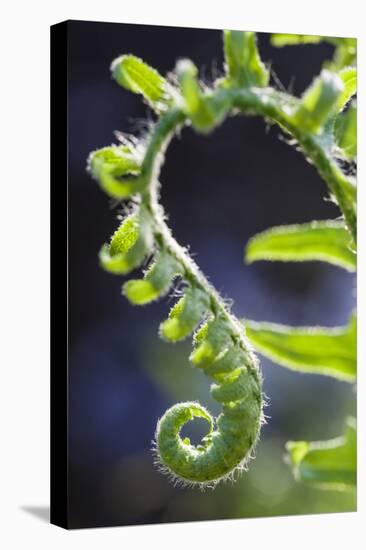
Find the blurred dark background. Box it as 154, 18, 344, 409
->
67, 20, 356, 529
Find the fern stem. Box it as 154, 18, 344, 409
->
141, 109, 259, 375
140, 89, 356, 247
90, 35, 356, 486
137, 83, 357, 379
231, 88, 356, 243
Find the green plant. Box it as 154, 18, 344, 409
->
88, 30, 356, 490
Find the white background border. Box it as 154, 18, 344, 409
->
0, 0, 364, 548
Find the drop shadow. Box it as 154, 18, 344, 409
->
20, 506, 50, 523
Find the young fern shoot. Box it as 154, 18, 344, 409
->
88, 30, 356, 487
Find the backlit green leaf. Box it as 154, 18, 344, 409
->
326, 38, 357, 71
99, 210, 153, 275
123, 251, 182, 305
335, 100, 357, 160
159, 286, 209, 342
286, 418, 356, 490
337, 67, 357, 112
293, 70, 344, 133
245, 220, 356, 271
176, 60, 230, 132
88, 145, 141, 199
176, 59, 216, 130
109, 214, 139, 256
223, 30, 269, 88
244, 314, 356, 381
190, 317, 231, 367
271, 34, 323, 47
99, 214, 139, 274
111, 54, 172, 112
271, 34, 356, 72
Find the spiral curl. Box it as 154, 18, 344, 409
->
88, 30, 356, 486
155, 317, 263, 487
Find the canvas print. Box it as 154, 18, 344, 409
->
51, 20, 357, 529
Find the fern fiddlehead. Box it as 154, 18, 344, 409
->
88, 30, 356, 487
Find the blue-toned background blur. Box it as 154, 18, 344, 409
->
67, 20, 356, 528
